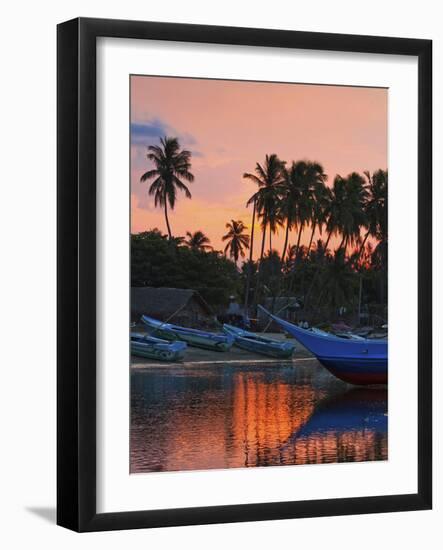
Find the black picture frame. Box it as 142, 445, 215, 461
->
57, 17, 432, 532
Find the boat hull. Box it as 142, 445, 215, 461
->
131, 342, 186, 361
130, 334, 187, 362
258, 306, 387, 386
141, 315, 234, 351
318, 357, 387, 385
223, 324, 295, 358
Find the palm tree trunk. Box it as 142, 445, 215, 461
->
164, 201, 172, 240
269, 228, 272, 254
295, 225, 303, 256
288, 226, 304, 292
281, 220, 290, 262
305, 229, 332, 310
243, 199, 256, 317
307, 221, 316, 255
252, 218, 267, 311
337, 234, 346, 252
260, 221, 267, 262
357, 230, 370, 258
324, 230, 333, 251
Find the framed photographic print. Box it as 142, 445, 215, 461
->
57, 17, 432, 531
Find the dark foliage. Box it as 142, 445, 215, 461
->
131, 230, 241, 309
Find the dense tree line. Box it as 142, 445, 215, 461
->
136, 136, 387, 323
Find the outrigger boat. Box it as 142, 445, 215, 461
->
223, 324, 296, 358
141, 315, 234, 351
258, 306, 387, 385
130, 332, 187, 361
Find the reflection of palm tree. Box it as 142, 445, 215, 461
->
140, 136, 194, 239
185, 230, 213, 251
222, 220, 250, 263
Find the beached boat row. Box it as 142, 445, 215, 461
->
131, 310, 387, 386
130, 315, 296, 360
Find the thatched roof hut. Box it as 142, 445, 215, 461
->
131, 287, 215, 327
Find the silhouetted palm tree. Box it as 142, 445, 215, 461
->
244, 154, 285, 266
306, 170, 329, 255
267, 199, 284, 254
243, 196, 257, 316
280, 163, 302, 262
244, 154, 285, 307
296, 162, 325, 255
323, 175, 346, 251
318, 248, 357, 310
222, 220, 250, 263
336, 172, 368, 252
140, 136, 194, 239
357, 169, 388, 259
185, 230, 213, 251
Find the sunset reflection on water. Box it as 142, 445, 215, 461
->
130, 361, 387, 473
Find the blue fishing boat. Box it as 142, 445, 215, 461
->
141, 315, 234, 351
258, 306, 387, 385
223, 324, 296, 358
130, 332, 187, 361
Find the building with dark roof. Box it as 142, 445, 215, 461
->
131, 287, 215, 327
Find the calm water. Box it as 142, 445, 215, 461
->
130, 361, 387, 473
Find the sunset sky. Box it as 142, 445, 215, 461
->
131, 76, 387, 258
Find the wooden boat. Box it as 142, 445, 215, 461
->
141, 315, 234, 351
131, 332, 187, 361
258, 306, 387, 385
223, 324, 296, 358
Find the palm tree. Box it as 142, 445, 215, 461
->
281, 161, 327, 262
222, 220, 250, 263
267, 198, 284, 254
306, 173, 329, 256
185, 230, 213, 251
243, 196, 257, 316
336, 172, 369, 253
317, 248, 357, 310
244, 154, 285, 266
322, 173, 367, 254
357, 169, 388, 259
280, 163, 302, 263
323, 175, 346, 252
140, 136, 194, 239
243, 154, 285, 307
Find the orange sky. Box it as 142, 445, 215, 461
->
131, 76, 387, 259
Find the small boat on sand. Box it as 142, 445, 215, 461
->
223, 324, 296, 358
258, 306, 387, 385
131, 332, 187, 361
141, 315, 234, 351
